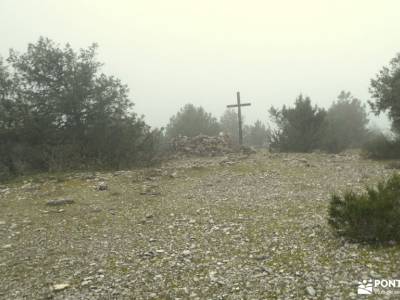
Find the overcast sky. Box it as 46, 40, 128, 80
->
1, 0, 399, 129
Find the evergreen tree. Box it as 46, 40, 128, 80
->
321, 91, 369, 153
166, 103, 220, 138
0, 37, 156, 178
269, 95, 326, 152
244, 120, 270, 147
369, 52, 400, 134
220, 108, 239, 144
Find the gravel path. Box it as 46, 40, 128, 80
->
1, 151, 399, 299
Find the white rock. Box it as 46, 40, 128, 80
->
209, 271, 218, 282
306, 286, 316, 296
370, 271, 381, 278
53, 283, 70, 291
46, 198, 74, 206
81, 280, 90, 286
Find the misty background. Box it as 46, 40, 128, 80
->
1, 0, 399, 130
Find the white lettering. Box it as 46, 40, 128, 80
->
389, 280, 396, 288
381, 280, 388, 288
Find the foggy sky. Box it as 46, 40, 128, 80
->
1, 0, 399, 130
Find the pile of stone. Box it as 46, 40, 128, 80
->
171, 134, 236, 156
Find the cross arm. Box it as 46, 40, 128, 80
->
226, 103, 251, 108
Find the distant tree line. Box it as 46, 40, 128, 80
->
164, 93, 369, 153
269, 92, 369, 153
0, 37, 161, 180
268, 48, 400, 156
165, 50, 400, 158
1, 38, 399, 180
165, 104, 271, 147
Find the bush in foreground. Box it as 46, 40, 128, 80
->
328, 174, 400, 242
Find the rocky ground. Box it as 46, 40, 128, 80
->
1, 150, 400, 299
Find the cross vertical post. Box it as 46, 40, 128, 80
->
226, 91, 251, 145
237, 92, 243, 145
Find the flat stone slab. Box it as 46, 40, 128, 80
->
46, 198, 75, 206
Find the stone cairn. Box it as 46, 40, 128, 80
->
171, 134, 236, 157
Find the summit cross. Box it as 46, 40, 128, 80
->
226, 91, 251, 145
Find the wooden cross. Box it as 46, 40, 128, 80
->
227, 91, 251, 145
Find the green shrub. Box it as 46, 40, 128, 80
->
269, 95, 326, 152
362, 132, 400, 159
328, 174, 400, 242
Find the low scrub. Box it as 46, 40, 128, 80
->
362, 132, 400, 159
328, 174, 400, 242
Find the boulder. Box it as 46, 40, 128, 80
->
97, 181, 108, 191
